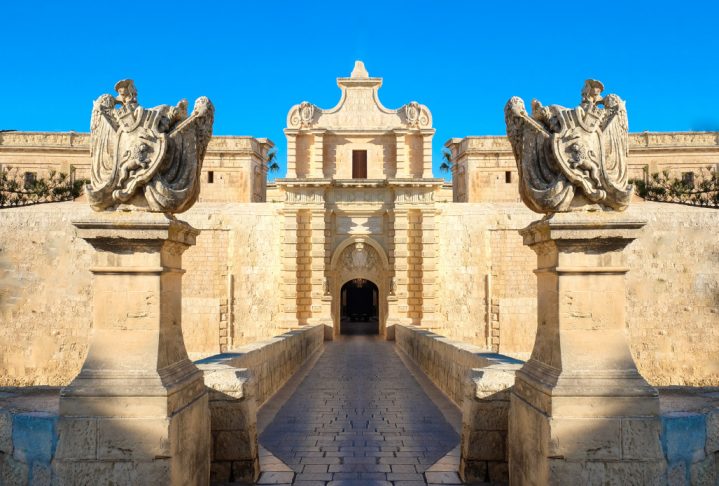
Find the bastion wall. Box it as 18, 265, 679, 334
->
0, 200, 716, 387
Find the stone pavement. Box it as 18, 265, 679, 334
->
257, 334, 462, 485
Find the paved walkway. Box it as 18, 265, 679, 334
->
257, 334, 462, 486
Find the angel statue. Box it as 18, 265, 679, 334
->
504, 80, 632, 213
86, 79, 214, 212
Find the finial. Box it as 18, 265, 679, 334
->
351, 60, 369, 79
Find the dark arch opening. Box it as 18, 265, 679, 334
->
340, 279, 379, 335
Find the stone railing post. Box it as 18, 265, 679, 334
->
200, 365, 259, 483
508, 212, 664, 484
461, 366, 520, 484
54, 213, 210, 485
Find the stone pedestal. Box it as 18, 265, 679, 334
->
508, 212, 664, 485
54, 213, 210, 485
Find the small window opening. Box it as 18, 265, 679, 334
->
505, 171, 512, 183
352, 150, 367, 179
681, 172, 694, 187
24, 172, 37, 189
208, 171, 214, 184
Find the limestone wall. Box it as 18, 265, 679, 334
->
437, 201, 719, 387
0, 202, 281, 386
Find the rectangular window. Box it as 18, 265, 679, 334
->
681, 172, 694, 187
352, 150, 367, 179
207, 171, 214, 184
24, 172, 37, 189
505, 171, 512, 183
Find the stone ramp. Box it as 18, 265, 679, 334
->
258, 335, 462, 485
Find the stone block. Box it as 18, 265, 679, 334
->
621, 418, 663, 460
487, 461, 508, 483
549, 417, 622, 460
464, 400, 509, 431
232, 458, 260, 483
690, 454, 716, 486
96, 418, 171, 460
706, 408, 719, 453
55, 418, 97, 460
209, 400, 254, 430
667, 461, 687, 486
459, 458, 486, 483
1, 454, 29, 486
134, 459, 172, 484
0, 410, 12, 454
214, 430, 255, 461
31, 462, 51, 486
463, 430, 504, 461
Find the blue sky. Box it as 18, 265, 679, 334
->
1, 0, 718, 178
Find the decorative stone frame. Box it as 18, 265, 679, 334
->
329, 236, 391, 338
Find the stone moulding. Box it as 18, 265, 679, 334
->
505, 80, 633, 213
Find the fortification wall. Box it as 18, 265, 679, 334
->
437, 201, 719, 386
0, 202, 281, 386
1, 199, 716, 387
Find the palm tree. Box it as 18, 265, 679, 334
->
439, 148, 453, 175
265, 148, 280, 173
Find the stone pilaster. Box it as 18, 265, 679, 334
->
394, 130, 409, 178
421, 131, 434, 179
55, 212, 210, 485
280, 209, 299, 329
285, 131, 297, 178
508, 211, 664, 485
310, 130, 325, 178
419, 208, 438, 328
308, 207, 331, 326
390, 208, 411, 326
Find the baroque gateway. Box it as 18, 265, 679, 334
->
0, 63, 718, 485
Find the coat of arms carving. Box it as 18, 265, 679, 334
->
86, 79, 214, 213
504, 80, 632, 213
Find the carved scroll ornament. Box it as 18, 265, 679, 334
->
504, 80, 632, 213
87, 79, 214, 213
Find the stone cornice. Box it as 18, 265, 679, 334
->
446, 131, 719, 157
0, 131, 273, 158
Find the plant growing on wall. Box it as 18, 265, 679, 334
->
630, 166, 718, 208
0, 167, 88, 207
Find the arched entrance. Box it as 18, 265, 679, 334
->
340, 279, 379, 334
330, 236, 390, 338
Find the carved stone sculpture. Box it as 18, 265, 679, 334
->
504, 80, 632, 213
87, 79, 214, 212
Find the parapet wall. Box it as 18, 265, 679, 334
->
196, 324, 324, 407
395, 324, 522, 483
